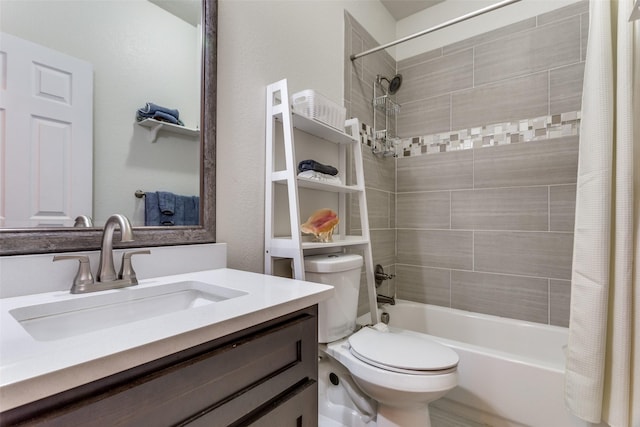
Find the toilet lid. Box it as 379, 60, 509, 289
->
348, 327, 458, 373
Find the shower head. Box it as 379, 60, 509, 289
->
377, 74, 403, 95
388, 74, 402, 94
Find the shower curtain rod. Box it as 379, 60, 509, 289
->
350, 0, 521, 61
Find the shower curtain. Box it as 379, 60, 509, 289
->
564, 0, 639, 426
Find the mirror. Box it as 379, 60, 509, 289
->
0, 0, 216, 255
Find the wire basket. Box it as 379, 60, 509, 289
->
292, 90, 346, 131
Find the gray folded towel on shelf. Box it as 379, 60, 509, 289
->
152, 111, 180, 125
297, 159, 338, 176
136, 102, 184, 126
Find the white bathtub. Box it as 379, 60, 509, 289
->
377, 300, 590, 427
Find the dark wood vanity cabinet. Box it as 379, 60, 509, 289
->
1, 306, 319, 427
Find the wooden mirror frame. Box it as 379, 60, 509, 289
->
0, 0, 217, 256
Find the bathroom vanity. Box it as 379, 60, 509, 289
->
0, 266, 332, 426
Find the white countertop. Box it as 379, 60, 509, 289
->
0, 268, 333, 411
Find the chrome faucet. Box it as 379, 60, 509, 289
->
53, 214, 150, 293
97, 214, 134, 282
73, 215, 93, 227
375, 264, 396, 305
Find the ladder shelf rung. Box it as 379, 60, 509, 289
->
273, 176, 363, 193
275, 113, 358, 145
301, 235, 370, 249
267, 236, 370, 251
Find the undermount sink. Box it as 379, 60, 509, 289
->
9, 281, 248, 341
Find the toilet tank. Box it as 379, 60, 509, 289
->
304, 253, 363, 343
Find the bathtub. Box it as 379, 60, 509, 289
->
376, 300, 589, 427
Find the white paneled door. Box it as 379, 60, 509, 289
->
0, 32, 93, 227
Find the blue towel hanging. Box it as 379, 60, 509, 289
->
144, 191, 199, 226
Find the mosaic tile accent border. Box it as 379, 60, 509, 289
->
359, 111, 581, 158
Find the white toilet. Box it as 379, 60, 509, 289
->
306, 253, 459, 427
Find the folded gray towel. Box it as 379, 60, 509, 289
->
298, 159, 338, 176
136, 102, 184, 126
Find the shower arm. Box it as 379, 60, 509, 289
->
350, 0, 521, 61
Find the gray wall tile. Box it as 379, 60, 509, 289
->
550, 184, 576, 232
397, 191, 450, 229
371, 229, 396, 266
537, 1, 588, 26
451, 270, 549, 323
349, 84, 373, 128
357, 272, 371, 316
396, 264, 450, 306
390, 192, 396, 229
397, 149, 473, 192
451, 72, 549, 130
442, 18, 537, 56
361, 145, 395, 193
473, 136, 579, 188
359, 30, 394, 78
348, 27, 365, 81
397, 229, 473, 270
474, 231, 574, 280
396, 95, 451, 138
397, 49, 473, 103
352, 188, 392, 230
581, 12, 589, 61
550, 62, 585, 115
397, 47, 443, 69
550, 279, 571, 327
344, 14, 354, 98
451, 187, 548, 231
474, 16, 581, 86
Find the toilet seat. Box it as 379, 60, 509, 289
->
324, 330, 458, 395
348, 327, 459, 375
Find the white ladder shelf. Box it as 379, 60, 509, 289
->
264, 79, 378, 323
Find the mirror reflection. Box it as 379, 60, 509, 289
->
0, 0, 202, 228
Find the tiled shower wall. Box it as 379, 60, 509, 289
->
344, 1, 588, 326
344, 11, 398, 315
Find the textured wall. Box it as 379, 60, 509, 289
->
217, 1, 395, 273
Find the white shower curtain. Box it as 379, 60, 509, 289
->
564, 0, 639, 426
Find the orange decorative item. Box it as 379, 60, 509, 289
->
301, 209, 339, 243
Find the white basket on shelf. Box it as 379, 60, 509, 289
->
291, 89, 346, 131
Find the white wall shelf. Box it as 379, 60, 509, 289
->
137, 118, 200, 143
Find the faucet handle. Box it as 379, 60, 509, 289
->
53, 255, 95, 294
374, 264, 396, 287
118, 250, 151, 284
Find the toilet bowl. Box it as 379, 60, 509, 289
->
306, 253, 459, 427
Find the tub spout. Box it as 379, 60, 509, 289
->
376, 294, 396, 305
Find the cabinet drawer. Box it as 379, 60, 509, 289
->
245, 380, 317, 427
188, 380, 317, 427
5, 308, 318, 427
173, 314, 318, 426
